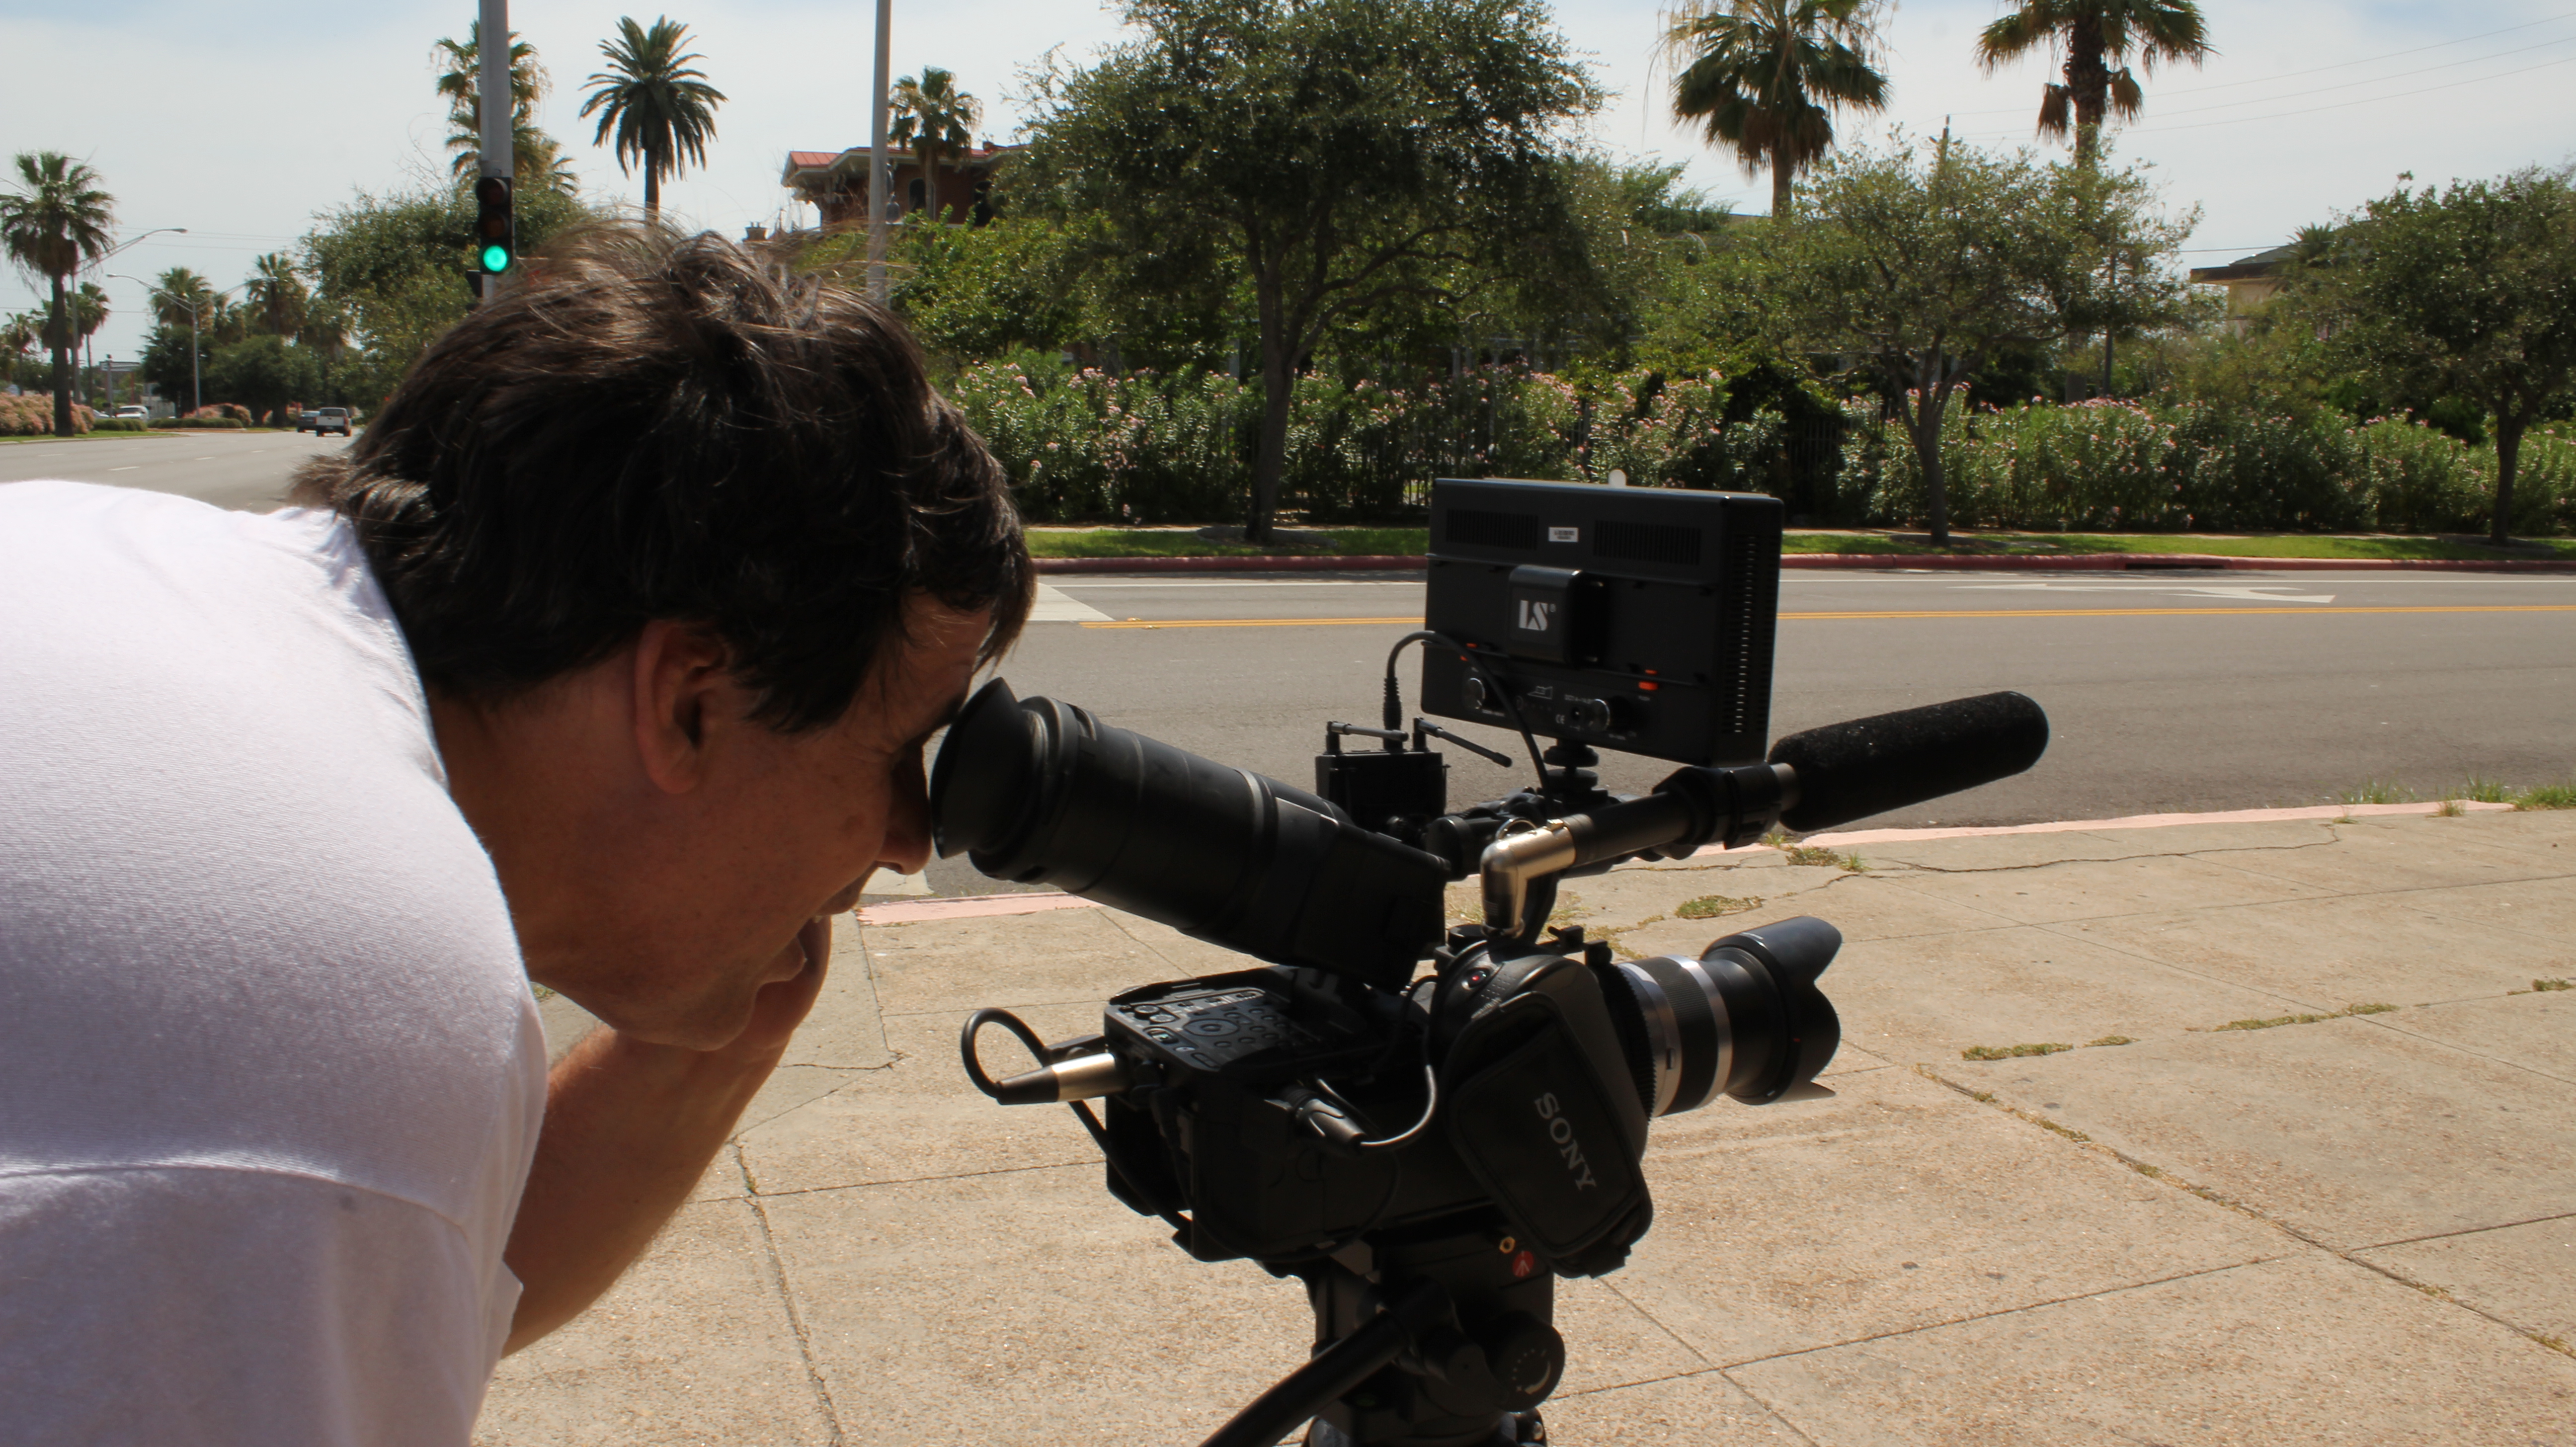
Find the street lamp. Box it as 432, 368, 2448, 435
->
109, 271, 232, 417
92, 227, 189, 268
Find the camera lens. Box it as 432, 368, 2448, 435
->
1595, 916, 1841, 1112
930, 679, 1450, 988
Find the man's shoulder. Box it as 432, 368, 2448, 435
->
0, 479, 541, 1222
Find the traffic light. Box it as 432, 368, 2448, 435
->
474, 175, 514, 275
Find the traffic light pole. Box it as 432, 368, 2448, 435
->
476, 0, 516, 304
866, 0, 893, 303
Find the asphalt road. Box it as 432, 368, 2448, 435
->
954, 568, 2576, 893
13, 437, 2570, 897
0, 430, 343, 509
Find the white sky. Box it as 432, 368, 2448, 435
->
8, 0, 2574, 363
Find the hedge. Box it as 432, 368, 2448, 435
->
0, 395, 94, 435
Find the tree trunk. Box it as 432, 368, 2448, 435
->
1772, 140, 1794, 223
1909, 376, 1951, 547
2492, 414, 2523, 547
1249, 345, 1294, 546
2067, 14, 2108, 168
49, 275, 73, 438
644, 162, 659, 222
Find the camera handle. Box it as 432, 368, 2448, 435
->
1478, 762, 1796, 941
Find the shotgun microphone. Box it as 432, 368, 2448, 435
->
1769, 692, 2049, 833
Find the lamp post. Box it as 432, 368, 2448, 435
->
110, 272, 230, 416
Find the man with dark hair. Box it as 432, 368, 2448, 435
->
0, 226, 1032, 1443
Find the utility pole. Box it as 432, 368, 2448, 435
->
478, 0, 516, 301
867, 0, 894, 303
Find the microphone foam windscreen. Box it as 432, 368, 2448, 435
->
1769, 692, 2048, 833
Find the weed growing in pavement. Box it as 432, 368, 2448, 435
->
2457, 775, 2515, 804
2212, 1002, 2397, 1032
2516, 781, 2576, 809
1676, 894, 1761, 920
2436, 798, 2465, 817
2337, 779, 2418, 805
2086, 1035, 2136, 1047
1962, 1042, 2073, 1060
2534, 978, 2573, 992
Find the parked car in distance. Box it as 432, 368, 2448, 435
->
113, 406, 147, 421
296, 410, 320, 433
314, 407, 351, 437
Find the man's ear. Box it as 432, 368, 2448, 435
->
631, 619, 735, 795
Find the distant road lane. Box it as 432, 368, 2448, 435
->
930, 569, 2576, 895
0, 432, 343, 510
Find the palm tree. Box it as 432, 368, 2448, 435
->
1664, 0, 1887, 223
435, 22, 575, 192
889, 67, 982, 221
0, 152, 116, 435
72, 282, 109, 389
245, 252, 309, 338
150, 266, 214, 331
1, 310, 41, 388
1975, 0, 2212, 167
580, 16, 726, 220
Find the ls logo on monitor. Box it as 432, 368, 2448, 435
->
1517, 599, 1557, 633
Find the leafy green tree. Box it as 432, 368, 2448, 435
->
2315, 169, 2576, 545
205, 334, 325, 420
1664, 0, 1887, 222
245, 252, 310, 337
580, 16, 726, 220
1976, 0, 2211, 167
0, 152, 116, 435
1017, 0, 1600, 541
880, 216, 1097, 367
889, 67, 981, 221
1785, 135, 2187, 542
436, 22, 577, 192
301, 181, 593, 388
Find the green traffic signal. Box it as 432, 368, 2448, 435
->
480, 243, 512, 273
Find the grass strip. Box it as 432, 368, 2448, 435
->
2213, 1002, 2397, 1032
1026, 527, 1425, 558
1962, 1042, 2073, 1060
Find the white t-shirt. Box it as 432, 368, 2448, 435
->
0, 481, 547, 1444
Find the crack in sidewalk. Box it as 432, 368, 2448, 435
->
1911, 1064, 2576, 1362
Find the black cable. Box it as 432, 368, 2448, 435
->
1383, 629, 1546, 790
962, 1009, 1197, 1236
1196, 1281, 1451, 1447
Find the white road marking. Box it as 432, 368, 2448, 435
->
1955, 581, 2337, 604
1027, 582, 1113, 622
109, 465, 138, 472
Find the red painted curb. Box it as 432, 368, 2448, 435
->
1031, 551, 2575, 574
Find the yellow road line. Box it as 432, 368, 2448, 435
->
1082, 604, 2576, 630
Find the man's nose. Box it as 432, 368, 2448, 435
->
879, 752, 935, 876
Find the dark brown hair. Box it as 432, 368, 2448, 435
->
293, 223, 1030, 730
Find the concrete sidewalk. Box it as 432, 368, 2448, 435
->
477, 809, 2576, 1447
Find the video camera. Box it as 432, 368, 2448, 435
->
937, 479, 2049, 1447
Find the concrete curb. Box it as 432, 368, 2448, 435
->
862, 799, 2523, 926
1032, 551, 2576, 575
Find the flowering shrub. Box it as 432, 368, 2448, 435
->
0, 395, 93, 435
1838, 399, 2575, 535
